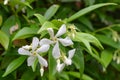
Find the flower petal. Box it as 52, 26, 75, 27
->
68, 49, 76, 59
47, 28, 54, 39
56, 63, 65, 72
40, 38, 53, 46
36, 45, 50, 53
27, 56, 36, 66
58, 37, 73, 46
37, 54, 48, 67
18, 48, 31, 55
52, 42, 61, 59
4, 0, 9, 5
55, 24, 66, 37
64, 57, 72, 65
32, 37, 39, 51
22, 45, 31, 50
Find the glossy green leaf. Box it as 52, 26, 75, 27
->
111, 61, 120, 72
31, 58, 38, 72
37, 21, 57, 34
21, 2, 33, 9
67, 3, 117, 22
48, 47, 56, 80
101, 50, 113, 68
0, 15, 2, 26
73, 43, 84, 78
0, 30, 9, 50
68, 71, 93, 80
75, 32, 103, 52
95, 34, 120, 49
1, 15, 20, 36
34, 14, 46, 25
44, 5, 59, 20
82, 74, 94, 80
78, 17, 94, 30
12, 27, 38, 41
74, 32, 104, 65
2, 56, 26, 77
10, 0, 33, 9
21, 70, 36, 80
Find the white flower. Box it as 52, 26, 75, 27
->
56, 49, 76, 72
64, 49, 76, 65
56, 59, 65, 72
47, 24, 73, 59
18, 37, 50, 76
4, 0, 9, 5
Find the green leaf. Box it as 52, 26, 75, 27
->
37, 21, 57, 34
67, 3, 117, 22
0, 30, 9, 50
82, 74, 94, 80
12, 27, 38, 41
48, 47, 56, 80
2, 56, 26, 77
34, 14, 46, 25
21, 70, 36, 80
31, 58, 38, 72
74, 32, 104, 65
0, 15, 2, 26
95, 34, 120, 49
111, 61, 120, 72
21, 2, 33, 9
44, 5, 59, 20
73, 43, 84, 79
78, 17, 94, 30
68, 71, 93, 80
75, 32, 103, 52
101, 49, 113, 68
1, 15, 20, 36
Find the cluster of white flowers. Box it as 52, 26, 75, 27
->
18, 24, 76, 76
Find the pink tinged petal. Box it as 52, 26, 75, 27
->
40, 67, 44, 76
37, 54, 48, 67
18, 48, 31, 55
40, 38, 53, 46
27, 56, 36, 66
32, 37, 39, 51
68, 49, 76, 59
47, 28, 54, 39
36, 45, 50, 53
58, 37, 73, 46
52, 42, 61, 59
55, 24, 66, 37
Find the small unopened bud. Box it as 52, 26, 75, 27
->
4, 0, 9, 5
40, 67, 44, 76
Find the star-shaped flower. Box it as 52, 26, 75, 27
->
47, 24, 73, 59
18, 37, 50, 76
56, 49, 76, 72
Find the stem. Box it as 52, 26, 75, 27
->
93, 24, 120, 33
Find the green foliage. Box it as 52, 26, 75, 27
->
2, 56, 26, 77
0, 0, 120, 80
0, 30, 9, 50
